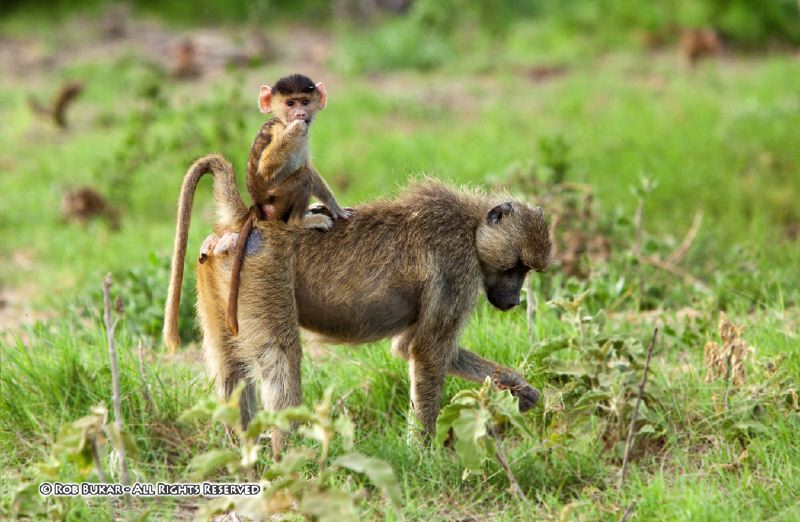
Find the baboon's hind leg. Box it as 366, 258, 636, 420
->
196, 255, 259, 428
234, 228, 303, 456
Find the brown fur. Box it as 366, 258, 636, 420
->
680, 28, 721, 67
186, 171, 551, 449
171, 39, 201, 79
60, 186, 119, 229
28, 81, 83, 128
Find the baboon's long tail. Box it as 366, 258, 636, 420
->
163, 154, 247, 352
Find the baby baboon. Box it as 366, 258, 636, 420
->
226, 74, 349, 336
166, 159, 551, 450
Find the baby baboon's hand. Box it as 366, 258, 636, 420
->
329, 206, 353, 220
286, 119, 308, 138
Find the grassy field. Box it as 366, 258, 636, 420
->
1, 5, 799, 521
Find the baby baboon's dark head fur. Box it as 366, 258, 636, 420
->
272, 74, 317, 95
476, 201, 550, 311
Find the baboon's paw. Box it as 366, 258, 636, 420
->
303, 213, 333, 231
213, 232, 240, 256
512, 384, 540, 412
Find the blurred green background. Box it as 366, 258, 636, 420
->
1, 1, 799, 521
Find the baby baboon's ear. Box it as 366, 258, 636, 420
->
259, 85, 273, 114
487, 201, 514, 225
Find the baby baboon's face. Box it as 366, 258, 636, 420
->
476, 201, 550, 311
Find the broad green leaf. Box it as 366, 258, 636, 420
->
11, 482, 46, 520
106, 423, 138, 458
638, 424, 656, 435
297, 488, 359, 522
188, 449, 240, 480
335, 414, 355, 451
193, 497, 235, 522
548, 360, 594, 379
240, 439, 260, 469
245, 410, 278, 440
179, 397, 217, 423
435, 402, 466, 445
335, 452, 403, 514
212, 403, 240, 427
264, 448, 314, 479
452, 407, 491, 472
489, 389, 533, 437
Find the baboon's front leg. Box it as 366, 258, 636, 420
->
408, 353, 450, 438
449, 347, 540, 412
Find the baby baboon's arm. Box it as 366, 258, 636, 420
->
306, 164, 351, 220
251, 120, 307, 196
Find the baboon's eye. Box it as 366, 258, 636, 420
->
505, 260, 528, 275
301, 99, 310, 106
287, 100, 295, 107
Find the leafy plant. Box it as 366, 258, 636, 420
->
77, 253, 198, 344
542, 293, 667, 456
181, 387, 403, 521
11, 404, 138, 520
436, 376, 533, 500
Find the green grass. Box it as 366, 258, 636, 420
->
1, 8, 799, 522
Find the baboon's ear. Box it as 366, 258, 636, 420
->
259, 85, 273, 114
487, 202, 513, 225
315, 82, 327, 110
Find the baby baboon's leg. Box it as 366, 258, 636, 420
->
449, 347, 540, 412
284, 170, 313, 226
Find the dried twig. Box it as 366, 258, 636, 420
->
639, 255, 709, 292
488, 425, 527, 501
633, 204, 708, 292
665, 210, 703, 264
103, 273, 129, 486
619, 502, 636, 522
633, 199, 645, 305
137, 340, 155, 413
91, 434, 116, 521
618, 328, 658, 490
90, 439, 108, 482
526, 277, 536, 342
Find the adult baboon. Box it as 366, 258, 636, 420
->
166, 156, 551, 449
